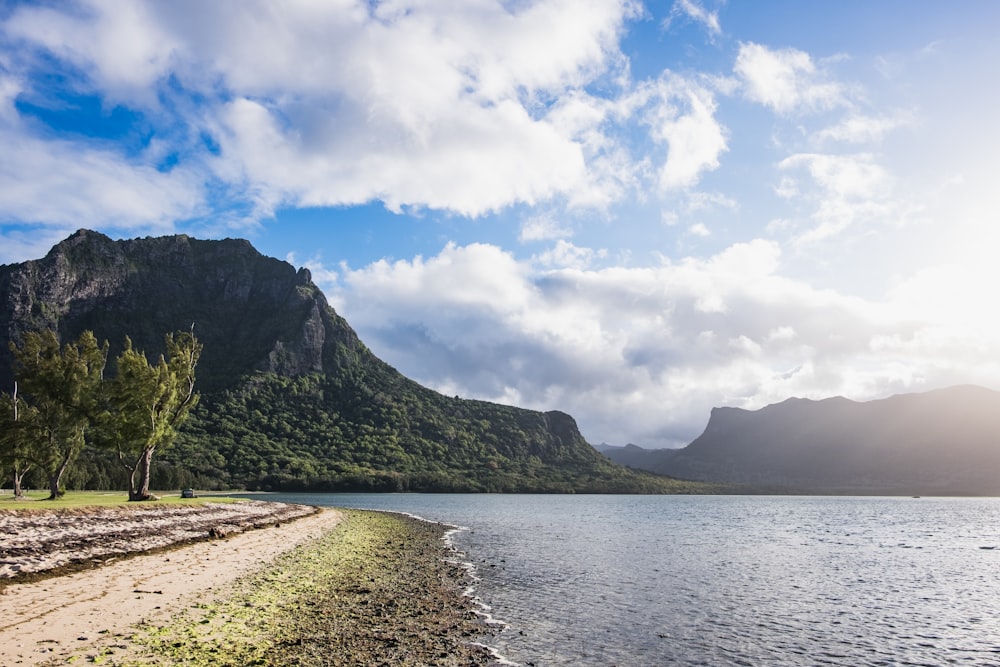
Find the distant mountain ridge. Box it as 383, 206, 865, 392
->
600, 386, 1000, 494
0, 230, 700, 493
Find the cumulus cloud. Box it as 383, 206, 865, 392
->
1, 0, 648, 225
0, 130, 204, 228
870, 260, 1000, 391
328, 238, 973, 447
735, 42, 847, 114
3, 0, 179, 105
545, 90, 642, 209
637, 75, 728, 191
654, 85, 728, 189
0, 0, 754, 230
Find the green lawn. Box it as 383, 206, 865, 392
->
0, 490, 240, 511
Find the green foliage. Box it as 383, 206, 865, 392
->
165, 367, 706, 494
3, 328, 210, 498
97, 330, 202, 500
9, 330, 108, 498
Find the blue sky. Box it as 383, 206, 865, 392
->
2, 1, 999, 447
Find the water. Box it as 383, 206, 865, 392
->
253, 494, 1000, 666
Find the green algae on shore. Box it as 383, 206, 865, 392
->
81, 510, 495, 667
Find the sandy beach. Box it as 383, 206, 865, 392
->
0, 500, 496, 666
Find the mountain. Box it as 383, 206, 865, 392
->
0, 230, 704, 493
600, 386, 1000, 494
593, 443, 671, 470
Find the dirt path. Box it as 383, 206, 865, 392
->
0, 507, 343, 666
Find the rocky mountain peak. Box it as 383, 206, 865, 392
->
0, 231, 364, 391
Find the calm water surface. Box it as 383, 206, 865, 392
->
257, 494, 1000, 666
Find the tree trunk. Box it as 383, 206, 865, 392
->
48, 451, 72, 500
9, 384, 28, 499
12, 465, 28, 498
129, 446, 156, 501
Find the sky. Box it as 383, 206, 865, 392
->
1, 1, 999, 448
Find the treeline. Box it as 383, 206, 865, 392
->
0, 329, 200, 500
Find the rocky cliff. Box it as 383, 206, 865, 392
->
0, 229, 364, 391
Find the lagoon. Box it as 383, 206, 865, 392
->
257, 494, 1000, 666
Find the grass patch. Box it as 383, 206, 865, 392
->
0, 490, 240, 512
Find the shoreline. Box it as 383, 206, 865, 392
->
0, 502, 500, 666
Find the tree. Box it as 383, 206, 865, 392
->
10, 330, 108, 499
0, 382, 38, 497
101, 330, 201, 501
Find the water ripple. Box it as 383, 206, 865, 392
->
269, 493, 1000, 666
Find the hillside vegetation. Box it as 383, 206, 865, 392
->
1, 230, 708, 494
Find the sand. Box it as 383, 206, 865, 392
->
0, 500, 498, 666
0, 502, 341, 665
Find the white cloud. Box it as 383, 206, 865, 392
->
0, 120, 204, 230
533, 240, 608, 269
816, 111, 914, 144
520, 215, 574, 243
4, 0, 996, 452
3, 0, 179, 105
0, 70, 22, 122
688, 222, 710, 237
0, 65, 203, 230
342, 242, 533, 326
685, 190, 738, 212
211, 94, 589, 218
885, 263, 1000, 341
780, 153, 888, 200
735, 42, 847, 114
776, 152, 901, 246
330, 239, 979, 447
642, 76, 728, 190
2, 0, 648, 224
767, 326, 797, 342
546, 90, 642, 209
664, 0, 722, 38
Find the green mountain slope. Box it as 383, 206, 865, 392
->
1, 230, 706, 493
